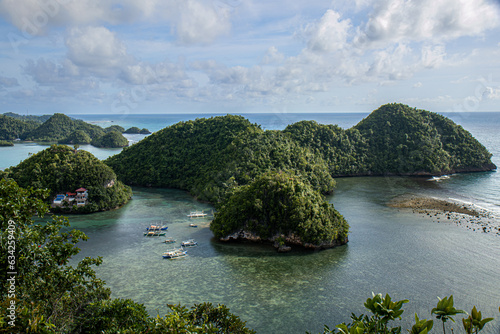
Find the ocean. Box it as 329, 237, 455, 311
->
1, 112, 499, 333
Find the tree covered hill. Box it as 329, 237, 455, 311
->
3, 144, 132, 213
352, 103, 496, 175
210, 170, 349, 250
285, 103, 495, 176
91, 131, 129, 148
3, 111, 53, 123
0, 114, 39, 140
105, 115, 335, 203
24, 113, 105, 142
104, 103, 495, 249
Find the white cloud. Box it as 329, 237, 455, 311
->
171, 0, 232, 45
304, 10, 351, 53
484, 87, 500, 100
262, 46, 285, 65
0, 0, 233, 45
65, 26, 134, 77
354, 0, 500, 49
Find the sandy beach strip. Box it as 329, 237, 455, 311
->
387, 195, 500, 236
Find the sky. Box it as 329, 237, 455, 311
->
0, 0, 500, 115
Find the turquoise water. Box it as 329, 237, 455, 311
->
2, 112, 500, 333
67, 179, 500, 334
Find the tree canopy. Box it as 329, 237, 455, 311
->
210, 170, 349, 248
91, 131, 129, 148
3, 144, 132, 213
23, 113, 105, 142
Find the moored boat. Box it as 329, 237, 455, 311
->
144, 230, 166, 236
181, 239, 198, 247
187, 211, 207, 218
162, 248, 188, 259
164, 237, 176, 244
146, 224, 168, 231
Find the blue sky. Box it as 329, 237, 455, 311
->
0, 0, 500, 114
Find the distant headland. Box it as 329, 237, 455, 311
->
0, 112, 151, 148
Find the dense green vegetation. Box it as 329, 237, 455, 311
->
3, 111, 53, 123
2, 145, 131, 213
24, 113, 105, 142
106, 115, 263, 198
91, 131, 129, 148
0, 179, 255, 333
104, 125, 125, 133
0, 114, 38, 140
285, 103, 495, 176
352, 103, 495, 175
211, 170, 348, 248
309, 293, 495, 334
106, 104, 495, 247
0, 140, 14, 146
124, 126, 151, 134
58, 129, 92, 145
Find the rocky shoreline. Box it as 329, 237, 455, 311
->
387, 195, 500, 236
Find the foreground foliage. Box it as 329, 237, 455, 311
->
2, 145, 131, 213
0, 179, 255, 333
311, 293, 496, 334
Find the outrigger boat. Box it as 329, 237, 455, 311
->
144, 230, 166, 237
187, 211, 207, 218
146, 224, 168, 231
164, 237, 176, 244
162, 248, 188, 259
181, 239, 198, 247
189, 223, 198, 228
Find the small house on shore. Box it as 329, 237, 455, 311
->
53, 187, 89, 207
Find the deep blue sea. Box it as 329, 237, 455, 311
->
1, 112, 499, 334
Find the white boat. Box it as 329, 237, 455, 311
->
162, 248, 187, 259
164, 237, 176, 244
187, 211, 207, 218
181, 239, 198, 247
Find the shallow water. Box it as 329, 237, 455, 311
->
67, 178, 500, 334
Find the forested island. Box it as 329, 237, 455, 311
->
1, 144, 132, 213
0, 112, 151, 148
105, 103, 496, 250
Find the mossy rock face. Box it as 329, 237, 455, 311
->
210, 170, 349, 250
5, 144, 131, 213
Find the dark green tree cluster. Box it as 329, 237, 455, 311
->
0, 179, 255, 333
0, 115, 39, 140
3, 112, 52, 123
91, 131, 129, 148
23, 113, 105, 142
124, 126, 151, 134
58, 130, 92, 145
352, 103, 496, 175
106, 115, 262, 194
3, 144, 132, 213
283, 121, 369, 175
104, 125, 125, 133
210, 170, 348, 247
0, 140, 14, 146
